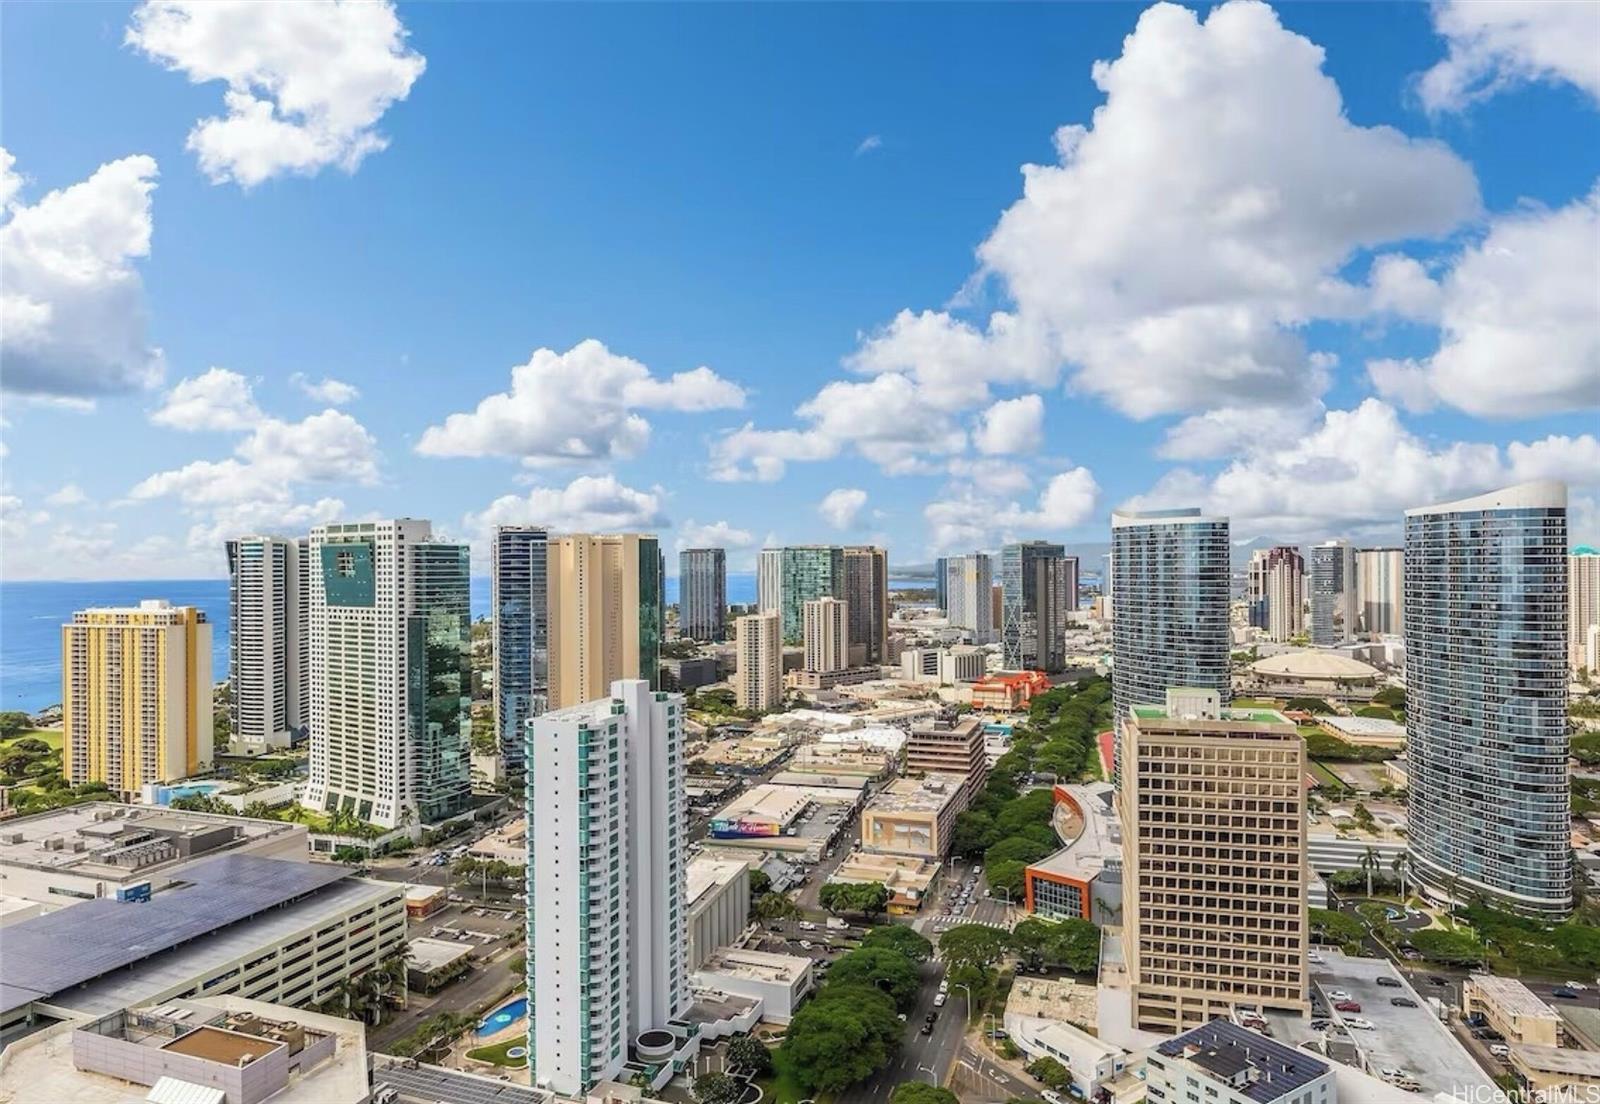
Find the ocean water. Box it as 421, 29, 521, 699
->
0, 571, 922, 713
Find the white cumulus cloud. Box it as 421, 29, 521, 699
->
818, 488, 869, 531
418, 340, 745, 466
924, 466, 1099, 553
127, 0, 426, 187
974, 394, 1045, 456
676, 519, 756, 553
1419, 0, 1600, 112
290, 373, 359, 405
464, 475, 670, 553
0, 148, 164, 397
151, 367, 263, 430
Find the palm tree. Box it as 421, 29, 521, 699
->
1391, 852, 1408, 903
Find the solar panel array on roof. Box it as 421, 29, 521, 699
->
0, 854, 350, 1014
371, 1059, 552, 1104
1156, 1019, 1329, 1104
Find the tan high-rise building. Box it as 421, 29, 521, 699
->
1247, 545, 1304, 642
734, 611, 783, 712
1572, 548, 1600, 676
546, 533, 663, 709
62, 600, 213, 799
1121, 689, 1308, 1034
1356, 546, 1403, 638
904, 715, 988, 802
803, 596, 850, 674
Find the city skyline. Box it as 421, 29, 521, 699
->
3, 0, 1597, 583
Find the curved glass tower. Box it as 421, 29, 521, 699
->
1109, 509, 1231, 779
1405, 481, 1570, 916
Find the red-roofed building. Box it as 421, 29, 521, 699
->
970, 670, 1050, 711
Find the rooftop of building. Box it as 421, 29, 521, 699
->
831, 851, 939, 894
767, 770, 872, 791
1466, 974, 1563, 1019
1155, 1020, 1329, 1103
406, 937, 473, 972
686, 855, 750, 910
1511, 1043, 1600, 1076
908, 715, 985, 738
0, 802, 303, 878
1318, 715, 1406, 737
866, 774, 965, 816
697, 947, 811, 984
1, 855, 395, 1016
1004, 975, 1098, 1028
1129, 702, 1293, 728
369, 1055, 555, 1104
1250, 652, 1381, 680
1029, 782, 1120, 883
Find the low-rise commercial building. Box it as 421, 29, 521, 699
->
786, 666, 879, 691
0, 855, 404, 1035
687, 856, 751, 970
1510, 1044, 1600, 1099
1146, 1020, 1334, 1104
859, 774, 965, 860
691, 948, 812, 1023
403, 884, 447, 919
829, 851, 940, 914
1024, 783, 1122, 923
405, 936, 473, 992
970, 670, 1050, 711
1464, 975, 1563, 1046
788, 743, 892, 780
900, 647, 986, 685
1315, 715, 1406, 749
1004, 977, 1127, 1102
0, 803, 308, 909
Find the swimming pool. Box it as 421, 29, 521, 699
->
156, 781, 230, 804
477, 996, 527, 1035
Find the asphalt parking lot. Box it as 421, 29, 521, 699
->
1302, 949, 1494, 1098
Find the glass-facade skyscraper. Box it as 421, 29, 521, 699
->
1001, 541, 1075, 671
492, 525, 548, 781
678, 547, 727, 642
1405, 481, 1570, 916
413, 541, 473, 824
1309, 539, 1356, 646
1109, 509, 1231, 778
779, 546, 846, 644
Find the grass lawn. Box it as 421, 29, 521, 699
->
466, 1039, 528, 1068
1307, 761, 1347, 789
4, 729, 63, 751
759, 1050, 833, 1104
1230, 698, 1281, 709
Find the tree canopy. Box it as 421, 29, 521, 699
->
827, 946, 923, 1010
860, 924, 933, 962
820, 880, 890, 920
890, 1085, 959, 1104
782, 984, 903, 1093
939, 923, 1012, 969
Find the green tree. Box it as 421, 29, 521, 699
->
727, 1034, 774, 1075
694, 1072, 744, 1104
0, 712, 33, 739
827, 946, 922, 1010
1025, 1056, 1071, 1091
985, 836, 1054, 867
890, 1085, 959, 1104
950, 810, 997, 857
939, 923, 1012, 969
860, 924, 933, 963
781, 985, 902, 1093
984, 859, 1027, 900
753, 892, 800, 923
749, 868, 772, 895
1410, 929, 1486, 967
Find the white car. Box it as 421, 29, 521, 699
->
1325, 989, 1352, 1002
1042, 1092, 1066, 1104
1345, 1018, 1376, 1031
1566, 981, 1589, 991
798, 940, 813, 950
798, 921, 818, 931
934, 993, 947, 1007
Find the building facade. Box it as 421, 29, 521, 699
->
757, 548, 783, 615
1247, 545, 1304, 642
1309, 539, 1357, 646
1355, 546, 1403, 638
843, 546, 889, 664
226, 537, 307, 753
63, 600, 213, 799
546, 533, 664, 710
1573, 546, 1600, 676
525, 680, 688, 1097
779, 546, 846, 644
492, 525, 548, 782
1001, 541, 1077, 672
679, 547, 728, 643
1109, 509, 1231, 779
934, 556, 949, 613
1121, 692, 1309, 1034
303, 520, 471, 830
945, 553, 995, 642
904, 716, 988, 799
802, 596, 850, 674
1405, 482, 1570, 916
734, 611, 783, 712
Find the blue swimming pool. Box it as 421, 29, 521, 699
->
477, 996, 527, 1035
155, 781, 230, 805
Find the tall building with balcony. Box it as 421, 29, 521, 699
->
1121, 690, 1308, 1034
757, 548, 783, 615
803, 597, 850, 674
734, 611, 783, 711
1246, 545, 1305, 642
1109, 509, 1230, 779
62, 600, 213, 799
226, 536, 308, 753
525, 680, 688, 1097
1309, 539, 1357, 646
843, 546, 889, 664
1001, 541, 1076, 671
492, 525, 548, 781
303, 519, 472, 829
678, 547, 727, 642
944, 553, 994, 643
1356, 546, 1403, 638
904, 715, 988, 802
1572, 546, 1600, 676
547, 534, 663, 710
779, 546, 845, 644
1405, 482, 1570, 916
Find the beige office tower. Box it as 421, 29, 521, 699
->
546, 533, 663, 709
734, 611, 783, 711
1356, 547, 1404, 637
1573, 547, 1600, 675
62, 600, 213, 799
1121, 689, 1309, 1034
843, 546, 889, 664
803, 596, 850, 673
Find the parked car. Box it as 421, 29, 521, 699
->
798, 921, 818, 931
934, 993, 947, 1007
1427, 975, 1448, 986
1376, 976, 1401, 988
1391, 997, 1418, 1008
1309, 1020, 1332, 1031
1041, 1092, 1066, 1104
1346, 1018, 1376, 1030
1326, 989, 1352, 1002
1334, 1001, 1361, 1013
1490, 1044, 1511, 1059
1554, 986, 1581, 999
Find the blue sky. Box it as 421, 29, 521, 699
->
2, 0, 1596, 579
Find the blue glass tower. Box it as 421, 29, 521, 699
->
492, 525, 548, 781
